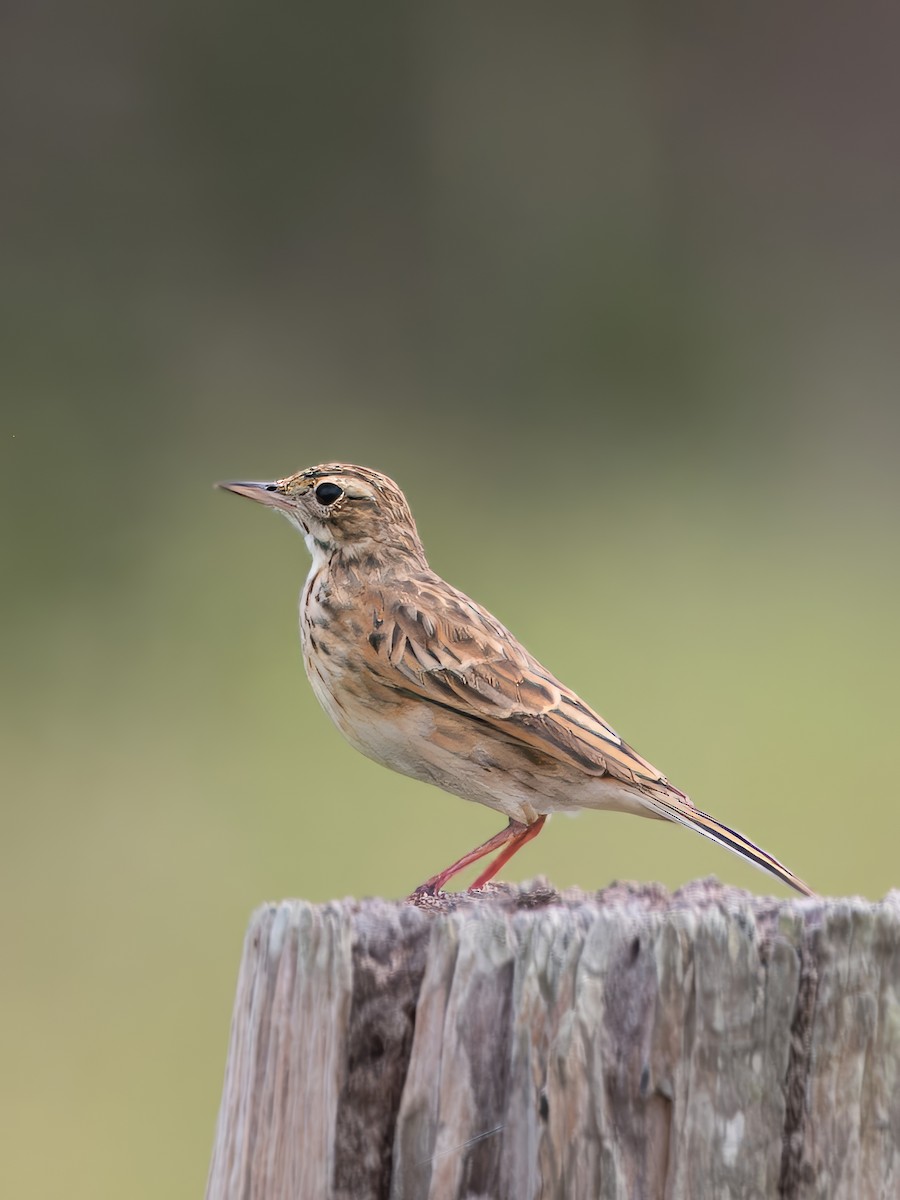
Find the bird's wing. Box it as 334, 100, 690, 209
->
364, 575, 815, 898
366, 576, 684, 798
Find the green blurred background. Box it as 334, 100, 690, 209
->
4, 3, 899, 1196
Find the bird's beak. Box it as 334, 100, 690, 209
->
215, 480, 295, 513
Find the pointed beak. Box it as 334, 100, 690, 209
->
215, 479, 294, 512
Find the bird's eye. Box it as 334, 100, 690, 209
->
315, 482, 344, 506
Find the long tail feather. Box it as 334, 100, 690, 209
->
641, 791, 816, 897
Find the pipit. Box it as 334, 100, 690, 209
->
218, 463, 814, 898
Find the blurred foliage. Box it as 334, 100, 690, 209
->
3, 2, 900, 1197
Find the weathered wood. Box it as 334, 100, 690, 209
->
205, 881, 900, 1200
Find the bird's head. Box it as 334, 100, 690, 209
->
217, 463, 426, 567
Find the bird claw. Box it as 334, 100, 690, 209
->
409, 880, 441, 900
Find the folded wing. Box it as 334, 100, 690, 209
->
368, 576, 686, 800
363, 575, 815, 898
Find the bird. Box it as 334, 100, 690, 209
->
217, 463, 814, 898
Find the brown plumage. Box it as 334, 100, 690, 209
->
218, 463, 814, 897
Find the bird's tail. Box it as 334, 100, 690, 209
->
640, 787, 816, 898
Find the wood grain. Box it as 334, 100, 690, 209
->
206, 881, 900, 1200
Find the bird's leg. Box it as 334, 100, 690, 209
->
412, 820, 525, 896
469, 815, 546, 890
411, 816, 547, 897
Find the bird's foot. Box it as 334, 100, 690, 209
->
409, 880, 441, 900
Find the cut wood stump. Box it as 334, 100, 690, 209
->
205, 880, 900, 1200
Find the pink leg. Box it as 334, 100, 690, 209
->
469, 816, 546, 889
412, 816, 547, 896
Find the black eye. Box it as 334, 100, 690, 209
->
315, 482, 344, 506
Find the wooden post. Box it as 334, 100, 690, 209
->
205, 880, 900, 1200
